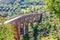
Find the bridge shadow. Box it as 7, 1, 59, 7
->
33, 24, 38, 40
23, 33, 30, 40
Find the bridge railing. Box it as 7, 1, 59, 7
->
3, 12, 46, 40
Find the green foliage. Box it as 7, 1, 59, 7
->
45, 0, 60, 17
0, 24, 15, 40
0, 17, 8, 22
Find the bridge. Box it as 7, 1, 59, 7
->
0, 12, 47, 40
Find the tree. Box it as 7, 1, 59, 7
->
45, 0, 60, 17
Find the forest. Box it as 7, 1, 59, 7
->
0, 0, 60, 40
